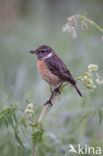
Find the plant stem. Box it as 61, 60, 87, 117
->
38, 104, 50, 123
77, 14, 103, 33
32, 89, 59, 156
33, 145, 38, 156
38, 88, 59, 123
75, 77, 81, 81
32, 104, 50, 156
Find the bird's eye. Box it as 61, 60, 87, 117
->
41, 49, 46, 53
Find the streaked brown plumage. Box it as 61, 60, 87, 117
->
30, 45, 82, 105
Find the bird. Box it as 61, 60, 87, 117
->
30, 45, 82, 105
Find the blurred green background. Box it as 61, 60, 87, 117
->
0, 0, 103, 156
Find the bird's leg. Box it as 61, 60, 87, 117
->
44, 82, 63, 106
44, 89, 56, 106
53, 82, 63, 94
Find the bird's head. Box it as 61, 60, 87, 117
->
30, 45, 54, 59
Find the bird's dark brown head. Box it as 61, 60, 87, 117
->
30, 45, 54, 59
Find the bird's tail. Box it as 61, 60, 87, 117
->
73, 85, 83, 97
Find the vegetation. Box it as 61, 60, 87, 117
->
0, 1, 103, 156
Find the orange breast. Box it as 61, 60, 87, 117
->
37, 60, 61, 86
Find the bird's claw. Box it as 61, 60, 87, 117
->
55, 88, 60, 94
44, 86, 61, 106
44, 100, 52, 106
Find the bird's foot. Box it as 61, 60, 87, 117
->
44, 99, 52, 106
54, 87, 60, 94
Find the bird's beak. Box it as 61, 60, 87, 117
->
30, 49, 36, 54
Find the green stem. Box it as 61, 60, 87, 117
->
77, 14, 103, 33
75, 77, 81, 81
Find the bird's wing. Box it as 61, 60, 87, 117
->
45, 55, 76, 85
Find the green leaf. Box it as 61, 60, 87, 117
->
14, 127, 23, 146
20, 117, 27, 128
0, 105, 17, 128
32, 123, 45, 145
29, 122, 39, 128
0, 105, 24, 146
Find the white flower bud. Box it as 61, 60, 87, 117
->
25, 109, 34, 114
96, 78, 103, 85
87, 83, 96, 89
62, 26, 67, 32
62, 24, 70, 32
84, 76, 88, 80
27, 103, 34, 109
88, 64, 98, 72
72, 30, 77, 38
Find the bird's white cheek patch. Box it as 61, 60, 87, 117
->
42, 53, 53, 59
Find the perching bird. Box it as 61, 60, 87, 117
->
30, 45, 82, 105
